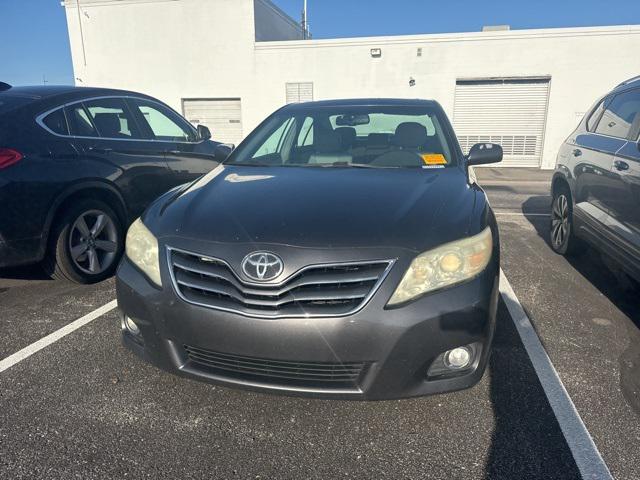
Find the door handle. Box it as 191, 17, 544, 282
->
572, 149, 582, 157
88, 146, 113, 154
613, 159, 629, 171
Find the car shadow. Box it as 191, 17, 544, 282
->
0, 264, 52, 281
522, 195, 640, 416
484, 299, 580, 479
522, 195, 640, 329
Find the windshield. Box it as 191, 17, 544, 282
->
226, 106, 456, 169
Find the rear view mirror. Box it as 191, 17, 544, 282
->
467, 143, 503, 166
335, 114, 370, 127
197, 124, 212, 141
215, 143, 234, 161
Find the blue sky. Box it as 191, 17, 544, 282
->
1, 0, 639, 86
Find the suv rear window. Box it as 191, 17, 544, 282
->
586, 99, 606, 132
42, 108, 69, 135
594, 89, 640, 139
66, 104, 99, 137
84, 97, 141, 139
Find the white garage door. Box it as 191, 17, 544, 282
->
453, 78, 551, 167
182, 98, 243, 146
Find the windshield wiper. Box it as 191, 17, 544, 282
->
300, 162, 382, 168
224, 162, 273, 167
343, 163, 382, 169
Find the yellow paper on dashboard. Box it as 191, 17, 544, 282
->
421, 154, 447, 165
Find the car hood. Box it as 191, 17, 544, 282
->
148, 165, 482, 253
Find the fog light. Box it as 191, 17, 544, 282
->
124, 316, 140, 336
427, 343, 480, 378
444, 347, 472, 369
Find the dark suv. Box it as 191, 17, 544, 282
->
551, 75, 640, 282
0, 84, 226, 283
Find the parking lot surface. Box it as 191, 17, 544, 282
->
1, 168, 638, 479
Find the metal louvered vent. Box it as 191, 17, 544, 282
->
184, 345, 367, 389
285, 82, 314, 104
169, 248, 393, 318
457, 135, 538, 157
453, 78, 551, 167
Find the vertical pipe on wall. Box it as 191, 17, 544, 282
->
76, 0, 87, 66
302, 0, 308, 39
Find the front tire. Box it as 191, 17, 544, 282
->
44, 199, 124, 283
550, 186, 581, 256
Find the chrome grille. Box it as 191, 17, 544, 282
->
169, 248, 393, 318
184, 345, 366, 389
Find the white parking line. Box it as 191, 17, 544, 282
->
499, 270, 613, 480
0, 299, 117, 374
494, 211, 550, 217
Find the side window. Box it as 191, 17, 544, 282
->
594, 89, 640, 139
586, 99, 606, 132
83, 97, 141, 139
66, 104, 99, 137
130, 99, 195, 142
41, 108, 68, 135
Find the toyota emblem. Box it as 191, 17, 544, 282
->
241, 252, 284, 282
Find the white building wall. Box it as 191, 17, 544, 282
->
64, 0, 640, 169
250, 27, 640, 169
65, 0, 257, 112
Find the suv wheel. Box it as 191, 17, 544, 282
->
44, 200, 124, 283
550, 186, 581, 256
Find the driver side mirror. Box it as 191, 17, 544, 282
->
197, 124, 212, 141
214, 143, 234, 161
466, 143, 503, 166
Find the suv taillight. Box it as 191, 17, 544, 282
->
0, 148, 23, 169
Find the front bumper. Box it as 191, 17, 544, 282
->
116, 250, 499, 400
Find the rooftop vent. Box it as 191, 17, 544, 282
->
482, 25, 511, 32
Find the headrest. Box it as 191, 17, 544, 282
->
393, 122, 428, 148
335, 127, 356, 148
93, 113, 122, 137
315, 130, 342, 153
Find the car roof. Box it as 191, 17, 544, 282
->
0, 85, 158, 104
281, 98, 440, 111
613, 75, 640, 92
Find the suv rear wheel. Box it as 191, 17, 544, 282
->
44, 199, 124, 283
550, 185, 581, 256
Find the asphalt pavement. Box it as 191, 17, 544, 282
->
0, 167, 638, 479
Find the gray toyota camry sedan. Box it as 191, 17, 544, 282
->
116, 98, 503, 400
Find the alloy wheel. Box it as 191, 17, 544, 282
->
551, 194, 570, 249
68, 209, 119, 275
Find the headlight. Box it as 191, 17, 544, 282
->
388, 227, 493, 306
125, 218, 162, 287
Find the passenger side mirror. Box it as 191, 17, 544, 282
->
197, 124, 212, 141
214, 143, 234, 161
466, 143, 503, 166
